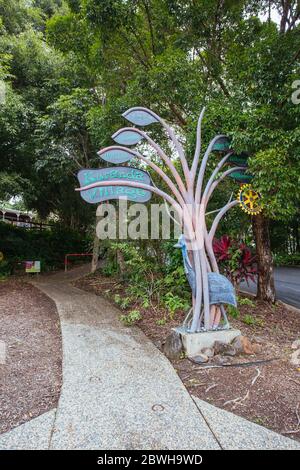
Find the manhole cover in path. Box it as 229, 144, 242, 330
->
152, 404, 165, 412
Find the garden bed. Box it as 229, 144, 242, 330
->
76, 271, 300, 442
0, 279, 62, 434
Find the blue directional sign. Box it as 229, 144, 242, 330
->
122, 108, 159, 126
77, 167, 152, 204
112, 129, 143, 146
97, 146, 135, 164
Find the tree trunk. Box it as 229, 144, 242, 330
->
91, 215, 100, 273
252, 213, 276, 303
116, 249, 126, 275
280, 0, 290, 34
293, 221, 300, 252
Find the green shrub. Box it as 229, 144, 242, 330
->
273, 252, 300, 266
0, 259, 11, 276
242, 314, 264, 327
238, 296, 255, 307
227, 304, 240, 319
102, 240, 191, 318
114, 294, 132, 310
119, 310, 142, 326
162, 292, 190, 319
0, 222, 91, 273
156, 317, 167, 326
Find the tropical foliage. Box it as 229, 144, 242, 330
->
213, 235, 257, 287
0, 221, 90, 274
1, 1, 300, 301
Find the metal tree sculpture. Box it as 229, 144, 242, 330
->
76, 107, 258, 333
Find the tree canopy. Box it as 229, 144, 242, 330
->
0, 0, 299, 230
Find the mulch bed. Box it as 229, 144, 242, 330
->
76, 271, 300, 442
0, 279, 62, 434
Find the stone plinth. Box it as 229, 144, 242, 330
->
175, 327, 241, 357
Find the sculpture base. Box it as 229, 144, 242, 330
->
174, 327, 241, 357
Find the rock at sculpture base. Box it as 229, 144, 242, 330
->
189, 354, 209, 364
291, 339, 300, 350
213, 354, 232, 365
201, 347, 214, 358
163, 331, 183, 360
214, 341, 236, 356
231, 335, 255, 355
290, 349, 300, 367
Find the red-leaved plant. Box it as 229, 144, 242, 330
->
213, 235, 257, 288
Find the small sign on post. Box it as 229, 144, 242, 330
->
25, 261, 41, 274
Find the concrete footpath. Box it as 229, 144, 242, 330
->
0, 267, 299, 450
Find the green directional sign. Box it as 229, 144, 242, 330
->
77, 167, 152, 204
229, 170, 253, 183
228, 153, 249, 167
212, 136, 231, 152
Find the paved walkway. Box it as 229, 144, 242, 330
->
0, 267, 299, 450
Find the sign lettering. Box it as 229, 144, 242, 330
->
77, 167, 152, 204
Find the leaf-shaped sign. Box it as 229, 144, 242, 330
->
97, 146, 135, 164
112, 129, 143, 146
122, 108, 158, 126
212, 136, 231, 152
228, 153, 249, 167
229, 170, 253, 183
77, 167, 152, 204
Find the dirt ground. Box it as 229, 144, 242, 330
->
0, 279, 62, 434
77, 272, 300, 442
